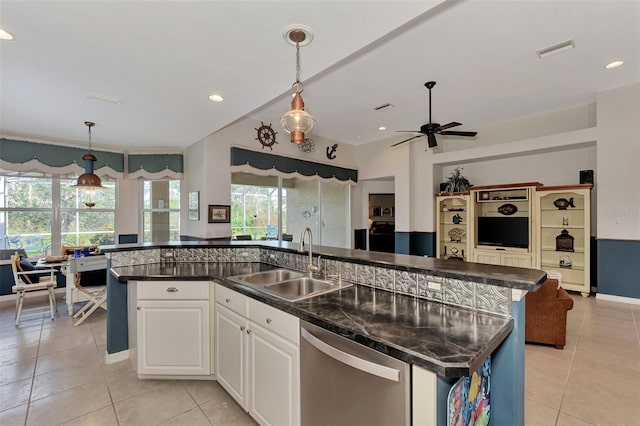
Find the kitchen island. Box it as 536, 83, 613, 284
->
104, 241, 546, 425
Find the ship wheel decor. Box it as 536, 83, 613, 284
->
255, 122, 278, 150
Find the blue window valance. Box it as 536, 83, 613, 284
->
127, 154, 184, 179
230, 147, 357, 184
0, 138, 124, 177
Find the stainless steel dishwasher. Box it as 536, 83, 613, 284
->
300, 321, 410, 426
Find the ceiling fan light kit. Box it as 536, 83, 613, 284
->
392, 81, 477, 149
280, 26, 316, 144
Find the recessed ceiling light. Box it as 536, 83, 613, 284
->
605, 60, 625, 69
0, 28, 14, 40
536, 39, 575, 59
208, 94, 224, 102
378, 126, 387, 131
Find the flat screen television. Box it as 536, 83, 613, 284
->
477, 216, 529, 249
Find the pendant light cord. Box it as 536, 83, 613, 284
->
293, 41, 304, 94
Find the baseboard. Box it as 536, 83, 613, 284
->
105, 349, 129, 364
595, 293, 640, 305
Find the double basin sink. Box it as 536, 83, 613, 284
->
227, 269, 351, 302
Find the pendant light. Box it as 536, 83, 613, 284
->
280, 26, 316, 144
72, 121, 104, 208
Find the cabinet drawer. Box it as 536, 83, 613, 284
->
136, 281, 209, 300
248, 298, 299, 345
215, 283, 248, 316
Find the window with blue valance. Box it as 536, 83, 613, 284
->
0, 138, 184, 180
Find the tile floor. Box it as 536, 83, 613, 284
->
1, 291, 638, 425
0, 294, 256, 426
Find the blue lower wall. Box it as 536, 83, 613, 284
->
395, 232, 436, 257
597, 239, 640, 299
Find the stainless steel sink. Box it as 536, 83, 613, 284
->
227, 269, 351, 302
234, 269, 304, 285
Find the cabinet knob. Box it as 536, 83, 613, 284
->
246, 329, 252, 334
136, 306, 141, 311
166, 287, 179, 293
240, 325, 245, 331
266, 318, 272, 324
225, 298, 231, 303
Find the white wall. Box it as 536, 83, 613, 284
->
182, 116, 356, 239
596, 83, 640, 240
115, 178, 141, 238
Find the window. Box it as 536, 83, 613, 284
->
0, 174, 116, 257
231, 173, 350, 247
231, 183, 282, 240
142, 180, 180, 242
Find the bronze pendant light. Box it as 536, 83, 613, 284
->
72, 121, 104, 208
280, 26, 316, 144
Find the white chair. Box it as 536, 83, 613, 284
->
69, 271, 107, 326
10, 252, 57, 326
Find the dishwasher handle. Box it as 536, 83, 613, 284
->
301, 327, 400, 382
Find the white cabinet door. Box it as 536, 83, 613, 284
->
501, 253, 532, 268
249, 322, 300, 426
473, 251, 501, 265
215, 303, 249, 410
137, 299, 210, 375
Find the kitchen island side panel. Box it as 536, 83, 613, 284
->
106, 258, 129, 355
489, 297, 525, 426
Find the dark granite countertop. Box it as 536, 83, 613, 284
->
111, 261, 513, 377
102, 240, 546, 291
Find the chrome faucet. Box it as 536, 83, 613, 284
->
298, 227, 320, 277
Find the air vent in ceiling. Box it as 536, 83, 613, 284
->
373, 103, 393, 111
536, 39, 575, 59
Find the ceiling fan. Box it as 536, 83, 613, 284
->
391, 81, 477, 148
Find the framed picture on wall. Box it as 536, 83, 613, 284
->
208, 205, 231, 223
372, 206, 382, 217
188, 191, 199, 221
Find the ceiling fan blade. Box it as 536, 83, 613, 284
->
391, 134, 423, 147
396, 130, 422, 133
427, 134, 438, 148
440, 130, 478, 137
437, 122, 462, 131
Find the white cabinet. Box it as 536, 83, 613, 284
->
535, 185, 592, 296
435, 194, 471, 261
472, 250, 533, 267
128, 281, 211, 377
215, 283, 300, 426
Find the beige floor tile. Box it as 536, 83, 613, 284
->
184, 379, 222, 405
160, 406, 212, 425
0, 377, 32, 412
106, 369, 187, 403
35, 343, 102, 376
37, 327, 96, 355
525, 364, 569, 410
0, 342, 39, 365
525, 397, 558, 426
561, 381, 640, 426
102, 358, 134, 377
26, 381, 111, 425
0, 358, 36, 385
31, 362, 107, 401
0, 330, 42, 350
199, 390, 256, 426
114, 385, 197, 426
60, 405, 119, 426
556, 412, 596, 426
0, 403, 28, 426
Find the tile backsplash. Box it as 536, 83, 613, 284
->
109, 246, 512, 317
